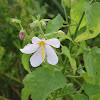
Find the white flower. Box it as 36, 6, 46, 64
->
20, 37, 60, 67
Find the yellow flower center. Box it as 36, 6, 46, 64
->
39, 41, 45, 59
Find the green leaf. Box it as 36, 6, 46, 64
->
21, 54, 30, 71
83, 47, 100, 85
45, 30, 73, 42
65, 83, 75, 93
70, 0, 85, 35
83, 83, 100, 96
62, 46, 77, 74
31, 16, 37, 21
91, 47, 100, 85
91, 47, 100, 54
0, 46, 5, 60
75, 41, 87, 57
73, 94, 88, 100
84, 2, 100, 29
82, 72, 94, 84
74, 2, 100, 42
22, 67, 66, 100
61, 0, 71, 8
45, 14, 64, 33
62, 46, 71, 58
83, 51, 95, 78
70, 58, 77, 75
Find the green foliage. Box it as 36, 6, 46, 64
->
21, 54, 30, 71
45, 14, 64, 33
1, 0, 100, 100
0, 0, 63, 99
45, 30, 72, 42
70, 0, 85, 35
22, 67, 66, 100
61, 0, 71, 8
0, 46, 5, 60
83, 50, 95, 78
75, 2, 100, 42
73, 94, 88, 100
62, 46, 77, 74
83, 47, 100, 100
83, 83, 100, 96
83, 47, 100, 85
65, 83, 75, 93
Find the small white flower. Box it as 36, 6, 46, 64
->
20, 37, 60, 67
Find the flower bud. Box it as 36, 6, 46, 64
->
20, 32, 24, 40
10, 18, 21, 24
41, 21, 46, 29
30, 23, 35, 30
72, 0, 77, 2
30, 21, 38, 30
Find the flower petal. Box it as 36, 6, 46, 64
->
20, 43, 39, 54
30, 47, 45, 67
32, 37, 41, 44
45, 44, 58, 65
45, 38, 60, 48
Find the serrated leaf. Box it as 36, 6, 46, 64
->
21, 54, 30, 71
73, 94, 88, 100
22, 67, 66, 100
45, 14, 64, 33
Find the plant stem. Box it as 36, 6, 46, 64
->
2, 73, 23, 85
73, 11, 85, 39
66, 66, 85, 74
62, 58, 69, 75
73, 78, 82, 86
19, 22, 23, 29
0, 96, 11, 100
66, 75, 81, 78
27, 66, 31, 73
39, 23, 47, 39
69, 11, 85, 52
68, 16, 78, 24
62, 24, 77, 27
57, 91, 77, 98
64, 7, 68, 24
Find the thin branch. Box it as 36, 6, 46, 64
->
2, 73, 23, 85
0, 96, 11, 100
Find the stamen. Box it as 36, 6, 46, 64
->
39, 41, 45, 59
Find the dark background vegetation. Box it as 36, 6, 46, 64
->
0, 0, 63, 100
